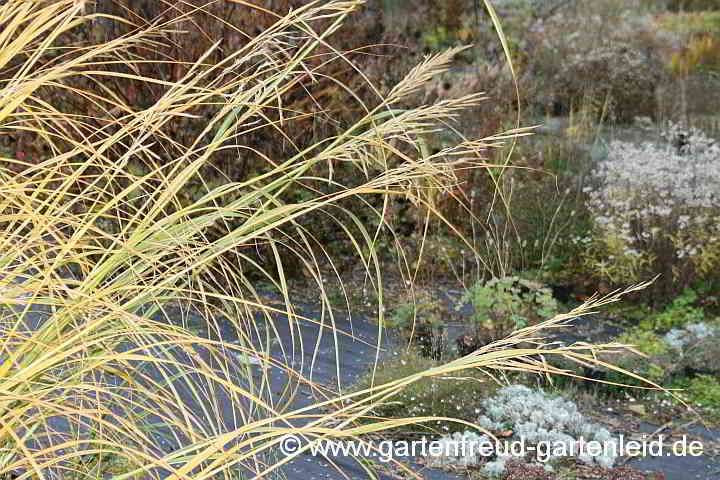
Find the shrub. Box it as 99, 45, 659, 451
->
517, 1, 667, 121
459, 276, 559, 342
552, 45, 663, 123
581, 122, 720, 300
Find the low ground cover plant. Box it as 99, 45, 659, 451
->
349, 349, 496, 432
569, 314, 720, 404
428, 384, 619, 474
641, 287, 707, 330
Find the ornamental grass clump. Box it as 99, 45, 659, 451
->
0, 1, 666, 479
581, 122, 720, 300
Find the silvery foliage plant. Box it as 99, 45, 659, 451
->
664, 322, 719, 351
663, 321, 720, 376
428, 385, 619, 476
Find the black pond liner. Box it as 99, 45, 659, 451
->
0, 292, 463, 480
11, 283, 717, 479
622, 421, 720, 480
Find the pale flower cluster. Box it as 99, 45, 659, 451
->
582, 123, 720, 265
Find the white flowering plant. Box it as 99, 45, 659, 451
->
580, 122, 720, 299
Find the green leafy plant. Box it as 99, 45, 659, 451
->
640, 288, 706, 330
387, 301, 443, 329
684, 374, 720, 410
459, 276, 559, 341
